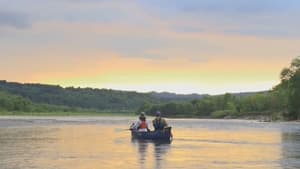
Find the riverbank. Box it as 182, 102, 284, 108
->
0, 111, 135, 117
0, 115, 298, 129
0, 116, 136, 128
1, 112, 298, 124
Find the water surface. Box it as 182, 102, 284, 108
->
0, 117, 299, 169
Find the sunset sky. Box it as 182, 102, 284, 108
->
1, 0, 300, 94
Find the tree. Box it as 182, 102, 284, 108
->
195, 97, 215, 116
287, 71, 300, 119
279, 56, 300, 119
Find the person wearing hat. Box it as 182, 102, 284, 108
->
138, 112, 150, 132
130, 112, 150, 132
152, 111, 168, 131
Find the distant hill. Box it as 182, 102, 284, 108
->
149, 92, 208, 101
0, 80, 158, 111
218, 91, 269, 98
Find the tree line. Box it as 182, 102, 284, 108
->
0, 81, 161, 111
0, 91, 80, 113
139, 56, 300, 120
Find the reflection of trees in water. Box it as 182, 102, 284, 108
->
153, 140, 171, 169
281, 132, 300, 169
131, 139, 171, 169
134, 139, 149, 165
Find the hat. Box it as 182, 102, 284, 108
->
156, 111, 161, 116
139, 112, 145, 118
139, 112, 146, 120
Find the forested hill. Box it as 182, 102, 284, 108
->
0, 80, 209, 111
0, 80, 158, 110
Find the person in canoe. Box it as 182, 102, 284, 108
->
130, 112, 150, 132
152, 111, 168, 131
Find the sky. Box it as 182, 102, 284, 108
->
0, 0, 300, 94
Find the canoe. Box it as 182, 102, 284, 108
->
130, 127, 172, 140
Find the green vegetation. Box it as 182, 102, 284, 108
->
139, 92, 283, 120
0, 80, 206, 116
0, 110, 134, 116
0, 81, 160, 111
0, 90, 133, 116
0, 91, 32, 112
277, 56, 300, 120
139, 57, 300, 121
0, 57, 299, 120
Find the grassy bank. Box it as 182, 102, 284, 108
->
0, 111, 135, 117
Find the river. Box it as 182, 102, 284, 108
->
0, 117, 299, 169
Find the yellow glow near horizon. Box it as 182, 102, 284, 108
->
27, 55, 284, 94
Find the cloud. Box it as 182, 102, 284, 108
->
224, 28, 300, 39
139, 0, 300, 38
0, 10, 30, 29
141, 0, 295, 15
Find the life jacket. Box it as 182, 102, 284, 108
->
139, 121, 147, 129
153, 118, 165, 130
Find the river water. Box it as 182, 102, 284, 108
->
0, 117, 299, 169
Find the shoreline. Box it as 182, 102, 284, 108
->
0, 110, 298, 122
0, 114, 298, 123
0, 115, 298, 129
0, 111, 135, 117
